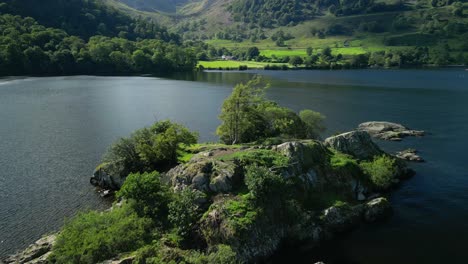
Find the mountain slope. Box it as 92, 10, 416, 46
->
117, 0, 190, 13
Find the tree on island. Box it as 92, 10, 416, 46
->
216, 76, 326, 144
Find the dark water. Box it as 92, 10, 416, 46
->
0, 69, 467, 263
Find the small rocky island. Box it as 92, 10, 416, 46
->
4, 130, 416, 264
358, 121, 425, 141
2, 79, 426, 264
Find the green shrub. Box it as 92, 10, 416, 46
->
330, 151, 358, 169
218, 149, 289, 169
360, 155, 398, 190
244, 165, 285, 202
168, 189, 206, 239
49, 203, 152, 264
103, 120, 198, 174
134, 243, 237, 264
207, 244, 238, 264
224, 196, 260, 232
299, 109, 326, 139
117, 171, 170, 222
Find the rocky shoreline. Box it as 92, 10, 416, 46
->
4, 122, 424, 264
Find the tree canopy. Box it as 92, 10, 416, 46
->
216, 76, 326, 144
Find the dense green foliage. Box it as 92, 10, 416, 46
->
360, 155, 398, 189
216, 77, 326, 144
168, 188, 206, 239
244, 165, 286, 203
103, 120, 198, 176
0, 9, 196, 76
117, 171, 170, 221
0, 14, 197, 75
49, 203, 152, 264
133, 242, 238, 264
228, 0, 408, 27
0, 0, 178, 40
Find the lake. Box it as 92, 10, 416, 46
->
0, 69, 467, 263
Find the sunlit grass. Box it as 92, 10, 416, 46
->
198, 60, 288, 69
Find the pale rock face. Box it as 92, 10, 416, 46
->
166, 159, 241, 194
396, 149, 424, 162
90, 161, 126, 190
364, 197, 393, 222
358, 121, 424, 141
321, 204, 363, 233
2, 235, 56, 264
324, 131, 383, 160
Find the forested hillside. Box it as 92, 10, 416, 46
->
118, 0, 190, 13
0, 1, 198, 76
228, 0, 407, 27
0, 0, 178, 40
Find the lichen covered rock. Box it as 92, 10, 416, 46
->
1, 234, 56, 264
358, 121, 425, 141
364, 197, 393, 222
90, 162, 126, 190
324, 131, 383, 160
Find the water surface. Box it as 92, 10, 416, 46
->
0, 69, 467, 263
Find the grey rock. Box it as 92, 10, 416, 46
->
396, 149, 424, 162
167, 159, 241, 194
364, 197, 393, 222
209, 175, 232, 193
358, 121, 424, 141
324, 131, 383, 160
2, 235, 56, 264
321, 204, 362, 233
90, 162, 126, 190
357, 192, 366, 201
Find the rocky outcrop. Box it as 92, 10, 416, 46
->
320, 197, 392, 234
165, 157, 243, 194
363, 197, 392, 222
324, 131, 383, 160
358, 121, 425, 141
321, 204, 363, 233
396, 149, 424, 162
1, 235, 56, 264
90, 162, 126, 190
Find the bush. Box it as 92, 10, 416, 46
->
103, 120, 198, 174
360, 155, 398, 190
299, 109, 326, 139
168, 189, 206, 239
49, 203, 152, 264
134, 243, 237, 264
245, 165, 286, 203
117, 171, 170, 221
207, 244, 238, 264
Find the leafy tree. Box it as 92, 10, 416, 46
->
289, 56, 304, 67
103, 120, 198, 176
217, 76, 269, 144
246, 46, 260, 60
217, 77, 327, 144
306, 47, 313, 56
299, 110, 326, 139
168, 189, 206, 239
117, 171, 170, 221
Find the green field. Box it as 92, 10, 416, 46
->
198, 60, 288, 69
